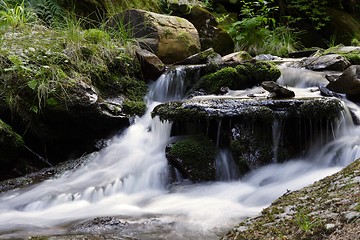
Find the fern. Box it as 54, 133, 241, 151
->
28, 0, 64, 26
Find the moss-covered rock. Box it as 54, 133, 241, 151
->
323, 46, 360, 65
107, 9, 201, 63
194, 67, 240, 94
166, 135, 217, 182
190, 61, 281, 95
171, 5, 234, 55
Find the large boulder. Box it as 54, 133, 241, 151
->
295, 54, 351, 71
107, 9, 201, 63
171, 5, 235, 55
327, 65, 360, 101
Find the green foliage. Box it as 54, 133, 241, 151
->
287, 0, 330, 30
295, 207, 322, 233
104, 0, 161, 16
351, 38, 360, 46
28, 0, 64, 26
84, 28, 111, 44
228, 0, 299, 56
0, 0, 36, 30
123, 99, 146, 116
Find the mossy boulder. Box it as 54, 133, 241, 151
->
191, 61, 281, 94
166, 135, 217, 182
172, 5, 234, 55
107, 9, 201, 63
323, 46, 360, 65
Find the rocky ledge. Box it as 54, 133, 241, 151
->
222, 159, 360, 240
152, 97, 344, 121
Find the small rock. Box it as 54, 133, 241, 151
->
261, 81, 295, 98
344, 211, 360, 222
326, 223, 336, 230
135, 48, 165, 81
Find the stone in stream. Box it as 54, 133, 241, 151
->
261, 81, 295, 98
327, 65, 360, 101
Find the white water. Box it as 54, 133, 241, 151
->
1, 66, 360, 239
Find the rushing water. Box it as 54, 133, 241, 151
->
0, 66, 360, 239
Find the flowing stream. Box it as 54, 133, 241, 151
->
1, 66, 360, 239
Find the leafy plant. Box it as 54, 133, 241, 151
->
228, 0, 299, 56
295, 207, 321, 233
0, 0, 36, 30
28, 0, 64, 26
287, 0, 330, 30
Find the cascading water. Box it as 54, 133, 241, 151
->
272, 118, 282, 163
1, 65, 360, 239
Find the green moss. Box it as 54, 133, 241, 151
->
235, 61, 281, 85
152, 102, 208, 122
168, 135, 217, 182
84, 29, 111, 44
192, 61, 280, 95
195, 67, 240, 94
299, 98, 344, 118
123, 99, 146, 116
177, 31, 191, 47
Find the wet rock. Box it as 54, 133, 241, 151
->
135, 48, 165, 81
152, 97, 344, 121
153, 97, 344, 172
319, 86, 343, 98
70, 217, 128, 234
222, 51, 252, 63
261, 81, 295, 98
107, 9, 200, 63
296, 54, 351, 71
0, 155, 89, 193
174, 48, 220, 65
255, 54, 281, 61
327, 65, 360, 100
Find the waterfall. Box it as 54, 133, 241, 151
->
1, 66, 360, 239
272, 118, 282, 163
216, 149, 240, 181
